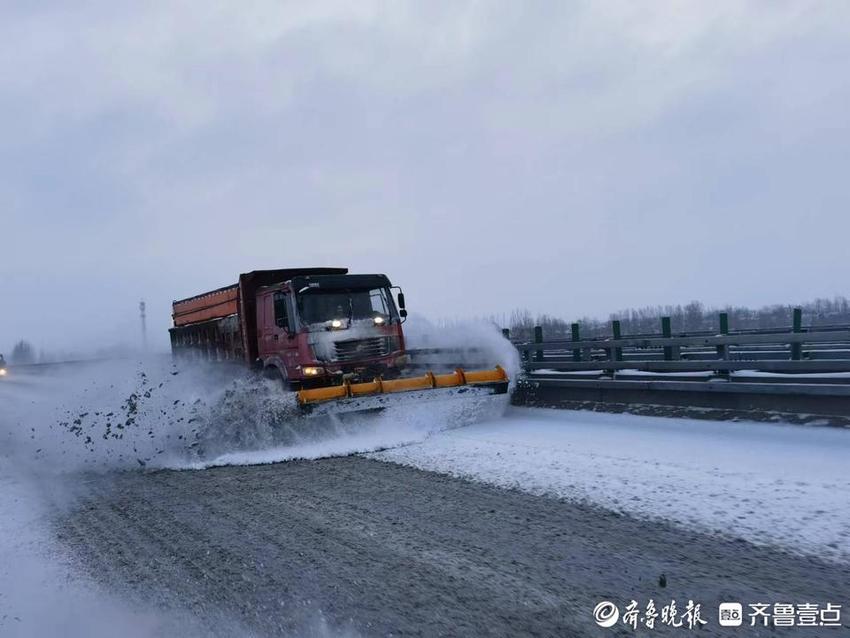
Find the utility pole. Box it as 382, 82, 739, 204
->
139, 300, 147, 351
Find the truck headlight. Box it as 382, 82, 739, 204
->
330, 319, 344, 329
302, 366, 324, 376
373, 316, 385, 325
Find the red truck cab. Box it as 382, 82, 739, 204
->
255, 273, 408, 387
170, 268, 409, 389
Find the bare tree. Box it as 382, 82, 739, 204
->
504, 296, 850, 340
11, 339, 36, 364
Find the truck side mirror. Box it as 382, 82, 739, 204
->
400, 308, 408, 318
397, 292, 405, 310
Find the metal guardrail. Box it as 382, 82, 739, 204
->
511, 314, 850, 418
525, 359, 850, 373
516, 330, 850, 351
516, 329, 850, 373
523, 377, 850, 397
512, 310, 850, 376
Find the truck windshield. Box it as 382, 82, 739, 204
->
297, 288, 396, 326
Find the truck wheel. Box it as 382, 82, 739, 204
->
263, 366, 298, 392
263, 365, 284, 383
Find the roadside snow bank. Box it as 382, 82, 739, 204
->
371, 408, 850, 563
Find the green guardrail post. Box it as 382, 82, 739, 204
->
571, 322, 581, 362
534, 325, 544, 362
612, 320, 623, 362
716, 312, 729, 356
791, 307, 802, 360
662, 316, 673, 361
716, 312, 730, 378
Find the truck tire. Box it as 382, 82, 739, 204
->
263, 365, 298, 392
263, 365, 284, 383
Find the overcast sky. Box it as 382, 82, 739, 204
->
2, 1, 849, 354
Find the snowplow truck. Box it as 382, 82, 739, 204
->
169, 268, 508, 411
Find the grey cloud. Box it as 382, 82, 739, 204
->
1, 1, 848, 353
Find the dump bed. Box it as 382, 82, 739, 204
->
172, 284, 239, 327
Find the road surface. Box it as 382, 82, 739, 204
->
55, 455, 848, 637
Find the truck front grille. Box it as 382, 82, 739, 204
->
334, 337, 392, 362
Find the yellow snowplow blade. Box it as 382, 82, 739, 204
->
297, 366, 508, 406
296, 384, 349, 403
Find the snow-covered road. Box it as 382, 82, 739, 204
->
373, 407, 850, 563
4, 359, 850, 635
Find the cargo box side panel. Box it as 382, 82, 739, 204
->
172, 285, 239, 327
169, 314, 243, 361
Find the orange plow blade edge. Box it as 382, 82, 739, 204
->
297, 366, 509, 409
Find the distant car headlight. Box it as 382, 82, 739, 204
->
302, 366, 324, 376
0, 368, 6, 376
